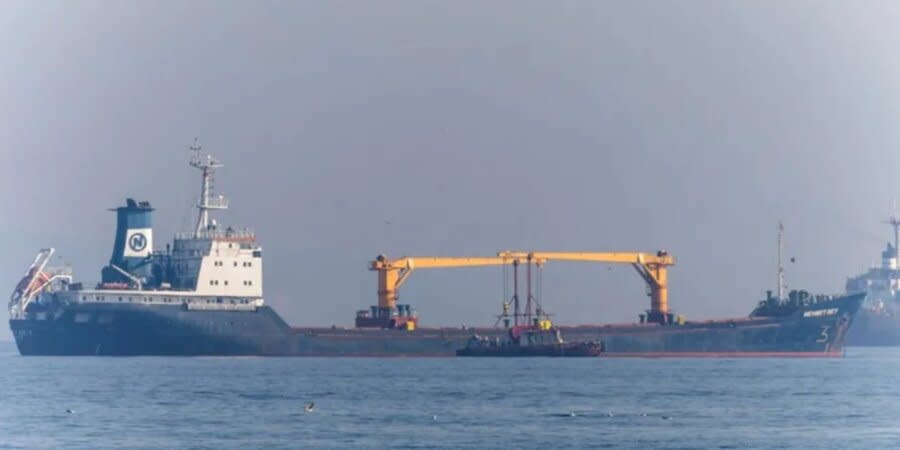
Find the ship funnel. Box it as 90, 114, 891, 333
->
101, 199, 154, 284
882, 243, 897, 270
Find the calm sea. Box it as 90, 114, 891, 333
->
1, 343, 898, 449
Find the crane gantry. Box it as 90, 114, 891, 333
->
497, 250, 675, 324
363, 249, 675, 330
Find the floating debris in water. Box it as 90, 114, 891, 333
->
65, 409, 74, 414
547, 411, 582, 418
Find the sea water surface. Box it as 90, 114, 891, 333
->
1, 343, 898, 449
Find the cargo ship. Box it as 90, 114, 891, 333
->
8, 147, 864, 356
845, 216, 900, 346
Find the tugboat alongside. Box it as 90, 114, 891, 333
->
8, 146, 864, 357
456, 321, 604, 357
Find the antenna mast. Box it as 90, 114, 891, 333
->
189, 139, 228, 237
777, 221, 785, 300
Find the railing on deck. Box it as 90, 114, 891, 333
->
174, 229, 256, 242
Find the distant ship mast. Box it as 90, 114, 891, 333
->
777, 221, 785, 300
189, 139, 229, 237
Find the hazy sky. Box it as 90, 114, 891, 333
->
3, 1, 900, 339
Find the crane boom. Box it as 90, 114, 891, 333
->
371, 256, 522, 271
496, 251, 672, 265
497, 250, 675, 324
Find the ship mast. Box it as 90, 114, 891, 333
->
777, 221, 785, 300
189, 139, 228, 237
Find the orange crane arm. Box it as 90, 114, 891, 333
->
369, 255, 526, 310
370, 256, 522, 271
496, 251, 672, 266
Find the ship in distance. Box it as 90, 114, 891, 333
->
845, 216, 900, 346
8, 146, 864, 357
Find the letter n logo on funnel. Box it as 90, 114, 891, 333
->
129, 233, 147, 252
124, 228, 153, 257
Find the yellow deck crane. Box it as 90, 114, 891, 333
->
497, 250, 676, 324
364, 254, 526, 330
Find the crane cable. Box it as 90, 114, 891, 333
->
535, 263, 544, 317
502, 263, 509, 309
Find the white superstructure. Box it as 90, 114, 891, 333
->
9, 143, 264, 317
846, 217, 900, 314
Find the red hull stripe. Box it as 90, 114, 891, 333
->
256, 351, 844, 358
600, 351, 844, 358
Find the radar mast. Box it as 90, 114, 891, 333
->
189, 139, 229, 237
777, 221, 785, 300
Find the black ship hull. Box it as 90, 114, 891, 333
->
10, 293, 864, 357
